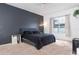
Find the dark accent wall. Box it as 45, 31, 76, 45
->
0, 3, 43, 45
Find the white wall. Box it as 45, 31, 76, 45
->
44, 6, 79, 40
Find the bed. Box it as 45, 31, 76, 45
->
20, 28, 56, 50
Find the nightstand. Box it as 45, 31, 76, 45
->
11, 34, 21, 44
72, 38, 79, 54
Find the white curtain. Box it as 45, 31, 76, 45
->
65, 15, 71, 37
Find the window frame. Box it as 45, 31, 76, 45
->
51, 15, 66, 33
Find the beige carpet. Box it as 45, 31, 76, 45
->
0, 40, 72, 55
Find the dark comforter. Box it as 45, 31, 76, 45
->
21, 33, 56, 49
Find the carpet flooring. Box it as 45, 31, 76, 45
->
0, 40, 72, 55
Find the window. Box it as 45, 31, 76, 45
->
52, 16, 65, 33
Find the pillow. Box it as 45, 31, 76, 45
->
32, 31, 40, 34
23, 31, 32, 34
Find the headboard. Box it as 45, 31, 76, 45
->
19, 28, 40, 34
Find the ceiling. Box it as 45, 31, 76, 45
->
7, 3, 79, 16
